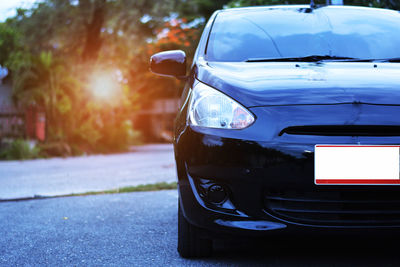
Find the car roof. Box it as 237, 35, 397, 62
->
217, 4, 399, 14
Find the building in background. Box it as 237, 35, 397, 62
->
0, 68, 45, 142
134, 98, 180, 143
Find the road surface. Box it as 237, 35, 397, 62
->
1, 190, 400, 266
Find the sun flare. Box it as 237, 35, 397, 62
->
89, 71, 119, 100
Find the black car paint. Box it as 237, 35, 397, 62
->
197, 62, 400, 107
169, 6, 400, 235
150, 50, 187, 78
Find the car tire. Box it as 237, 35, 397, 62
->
177, 201, 213, 258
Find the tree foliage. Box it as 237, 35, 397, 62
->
4, 0, 152, 152
11, 51, 76, 139
0, 23, 19, 66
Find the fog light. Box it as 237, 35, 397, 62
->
207, 184, 227, 204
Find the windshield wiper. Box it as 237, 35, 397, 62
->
245, 55, 361, 62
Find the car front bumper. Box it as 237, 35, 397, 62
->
175, 124, 400, 235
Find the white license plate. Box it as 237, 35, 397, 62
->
315, 145, 400, 185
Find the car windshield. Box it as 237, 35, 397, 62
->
206, 7, 400, 62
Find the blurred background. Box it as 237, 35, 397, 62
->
0, 0, 398, 160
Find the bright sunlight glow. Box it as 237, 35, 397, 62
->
89, 71, 119, 100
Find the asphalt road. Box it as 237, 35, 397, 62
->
1, 190, 400, 266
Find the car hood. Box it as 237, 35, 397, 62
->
195, 61, 400, 107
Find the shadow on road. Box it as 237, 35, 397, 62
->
200, 234, 400, 266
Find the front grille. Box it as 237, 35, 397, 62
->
264, 191, 400, 226
279, 125, 400, 136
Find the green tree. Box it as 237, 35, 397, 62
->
177, 0, 232, 20
0, 23, 19, 66
11, 51, 76, 141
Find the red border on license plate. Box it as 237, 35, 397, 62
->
315, 145, 400, 185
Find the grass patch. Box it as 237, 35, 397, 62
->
68, 181, 177, 197
0, 139, 41, 160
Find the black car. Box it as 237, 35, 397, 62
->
150, 5, 400, 258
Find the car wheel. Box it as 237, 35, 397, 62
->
177, 201, 213, 258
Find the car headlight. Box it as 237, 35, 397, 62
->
188, 82, 255, 129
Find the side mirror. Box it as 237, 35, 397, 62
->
150, 50, 186, 79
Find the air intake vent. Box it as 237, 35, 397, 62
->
279, 125, 400, 136
265, 190, 400, 226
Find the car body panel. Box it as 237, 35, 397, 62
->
171, 5, 400, 235
197, 62, 400, 107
